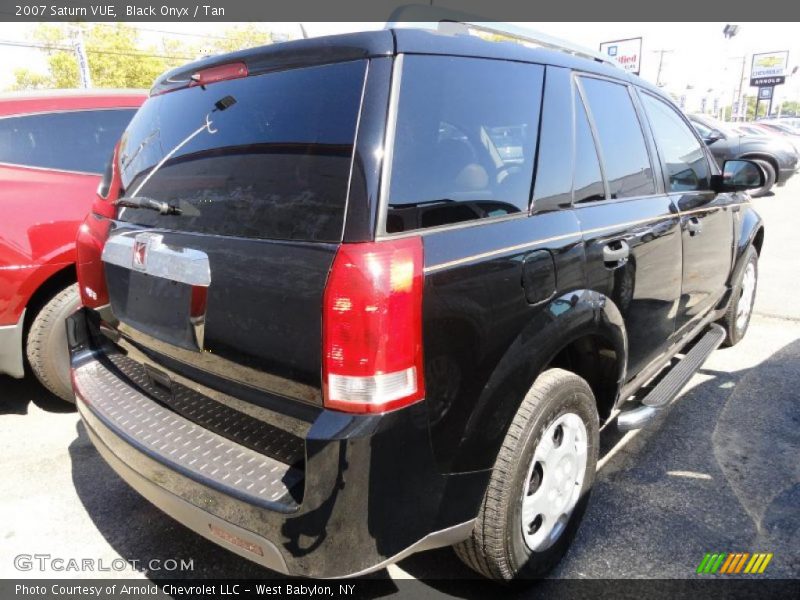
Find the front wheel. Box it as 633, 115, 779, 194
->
454, 368, 599, 581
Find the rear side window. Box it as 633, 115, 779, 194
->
0, 109, 136, 174
117, 60, 366, 242
641, 93, 710, 192
579, 77, 656, 199
532, 66, 574, 212
385, 56, 544, 233
573, 92, 605, 204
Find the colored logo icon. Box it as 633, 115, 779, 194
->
697, 552, 773, 575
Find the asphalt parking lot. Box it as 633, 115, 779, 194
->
1, 179, 798, 588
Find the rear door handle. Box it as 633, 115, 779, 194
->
687, 217, 703, 235
603, 240, 630, 268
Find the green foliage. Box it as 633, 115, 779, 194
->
9, 68, 53, 90
206, 25, 272, 54
779, 101, 800, 117
720, 95, 800, 121
11, 24, 274, 91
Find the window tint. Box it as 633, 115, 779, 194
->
117, 60, 366, 242
386, 56, 544, 233
641, 93, 710, 192
532, 66, 574, 212
579, 77, 656, 199
573, 93, 605, 204
0, 109, 136, 174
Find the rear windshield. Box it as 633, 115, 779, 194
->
117, 60, 366, 242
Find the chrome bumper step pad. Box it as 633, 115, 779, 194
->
73, 359, 302, 508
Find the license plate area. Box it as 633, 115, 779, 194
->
106, 265, 199, 352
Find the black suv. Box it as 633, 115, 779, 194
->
68, 27, 765, 581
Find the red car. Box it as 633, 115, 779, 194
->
0, 90, 144, 401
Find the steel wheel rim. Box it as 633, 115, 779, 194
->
521, 412, 588, 552
736, 262, 756, 331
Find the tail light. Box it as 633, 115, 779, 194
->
76, 214, 111, 308
76, 143, 120, 308
322, 237, 425, 414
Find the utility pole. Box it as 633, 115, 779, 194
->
70, 27, 92, 89
652, 49, 673, 88
736, 56, 746, 121
723, 24, 742, 121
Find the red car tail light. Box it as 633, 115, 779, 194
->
76, 214, 111, 308
322, 237, 425, 414
76, 143, 120, 308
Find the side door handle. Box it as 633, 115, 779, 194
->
603, 240, 630, 268
687, 216, 703, 236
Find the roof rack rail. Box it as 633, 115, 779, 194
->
386, 4, 618, 68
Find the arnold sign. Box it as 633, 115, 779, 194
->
600, 37, 642, 75
750, 51, 789, 87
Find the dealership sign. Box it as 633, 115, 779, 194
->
750, 51, 789, 87
600, 38, 642, 75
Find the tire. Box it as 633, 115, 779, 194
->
748, 159, 776, 198
26, 283, 80, 403
719, 246, 758, 347
454, 368, 599, 581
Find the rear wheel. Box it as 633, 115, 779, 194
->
719, 246, 758, 347
748, 159, 776, 198
454, 368, 599, 581
26, 283, 80, 403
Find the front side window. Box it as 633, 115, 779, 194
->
641, 93, 710, 192
386, 56, 544, 233
0, 109, 136, 174
579, 77, 656, 199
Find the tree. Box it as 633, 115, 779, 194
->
779, 101, 800, 117
9, 68, 53, 91
12, 23, 194, 90
209, 25, 272, 54
190, 25, 273, 59
10, 23, 276, 92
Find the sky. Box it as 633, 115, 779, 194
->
1, 21, 799, 114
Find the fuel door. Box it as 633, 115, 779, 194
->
521, 249, 557, 305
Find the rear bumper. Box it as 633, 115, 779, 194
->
68, 308, 481, 578
0, 310, 25, 378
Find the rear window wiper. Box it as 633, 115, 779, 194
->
116, 196, 182, 215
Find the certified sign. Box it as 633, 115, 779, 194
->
750, 51, 789, 87
600, 37, 642, 75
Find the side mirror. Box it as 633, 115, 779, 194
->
711, 159, 765, 193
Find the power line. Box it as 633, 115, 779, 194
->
0, 39, 195, 61
91, 22, 268, 43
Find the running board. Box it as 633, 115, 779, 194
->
617, 324, 726, 431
